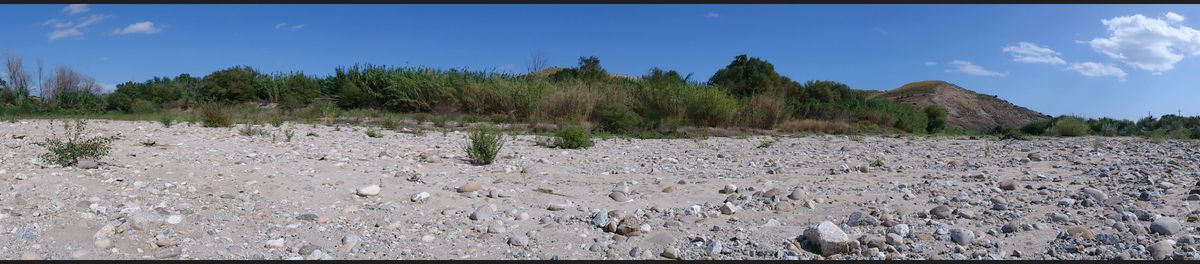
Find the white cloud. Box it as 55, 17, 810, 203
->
1002, 41, 1066, 64
705, 12, 719, 19
48, 28, 84, 40
1068, 62, 1128, 81
112, 21, 164, 35
62, 4, 90, 15
946, 60, 1007, 77
1166, 12, 1186, 23
1087, 13, 1200, 73
924, 61, 938, 66
275, 22, 306, 31
44, 14, 111, 41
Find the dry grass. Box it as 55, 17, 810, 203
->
777, 119, 852, 134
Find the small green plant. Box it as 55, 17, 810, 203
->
34, 120, 118, 167
238, 124, 271, 137
465, 125, 505, 165
870, 157, 884, 167
158, 114, 174, 128
553, 125, 594, 149
366, 129, 382, 138
284, 128, 295, 142
306, 131, 318, 137
757, 138, 776, 148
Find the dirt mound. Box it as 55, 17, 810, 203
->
873, 80, 1049, 131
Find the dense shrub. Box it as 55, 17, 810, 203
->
52, 91, 106, 114
553, 125, 594, 149
682, 86, 737, 127
197, 103, 233, 127
924, 106, 947, 133
199, 66, 262, 103
709, 54, 794, 97
1020, 119, 1052, 135
1048, 116, 1089, 137
595, 103, 642, 135
465, 125, 504, 165
536, 82, 597, 125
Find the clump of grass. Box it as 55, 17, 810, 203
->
757, 138, 776, 148
269, 114, 284, 127
465, 125, 505, 165
366, 129, 382, 138
34, 120, 118, 167
158, 114, 174, 128
553, 125, 594, 149
238, 124, 271, 137
198, 103, 233, 128
306, 131, 318, 137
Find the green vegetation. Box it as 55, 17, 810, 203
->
34, 120, 118, 166
2, 50, 1197, 140
465, 125, 505, 165
553, 125, 594, 149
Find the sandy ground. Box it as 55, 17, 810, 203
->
0, 119, 1198, 260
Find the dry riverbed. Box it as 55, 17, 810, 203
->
1, 119, 1199, 260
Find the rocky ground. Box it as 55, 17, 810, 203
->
1, 119, 1199, 260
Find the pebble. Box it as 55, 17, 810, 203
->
721, 184, 737, 194
609, 191, 632, 202
470, 205, 495, 221
1065, 226, 1094, 240
662, 186, 676, 193
1151, 217, 1183, 236
265, 239, 286, 248
949, 229, 974, 246
166, 215, 183, 224
411, 192, 431, 202
998, 179, 1016, 191
705, 239, 722, 256
422, 235, 436, 242
458, 182, 482, 193
930, 205, 952, 219
1149, 240, 1176, 260
508, 235, 530, 246
94, 239, 114, 249
355, 184, 381, 196
804, 221, 851, 256
719, 202, 738, 215
789, 188, 804, 200
662, 247, 681, 259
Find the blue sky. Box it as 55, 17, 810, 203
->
2, 4, 1200, 120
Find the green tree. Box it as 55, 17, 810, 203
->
199, 66, 262, 103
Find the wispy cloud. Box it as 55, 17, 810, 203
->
112, 21, 164, 35
1002, 41, 1066, 64
946, 60, 1007, 77
275, 22, 306, 31
872, 27, 888, 35
924, 61, 938, 66
1069, 62, 1128, 81
44, 14, 111, 41
705, 12, 719, 19
1087, 12, 1200, 74
62, 4, 90, 15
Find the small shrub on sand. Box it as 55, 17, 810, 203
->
465, 125, 505, 165
554, 125, 594, 149
34, 120, 118, 167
